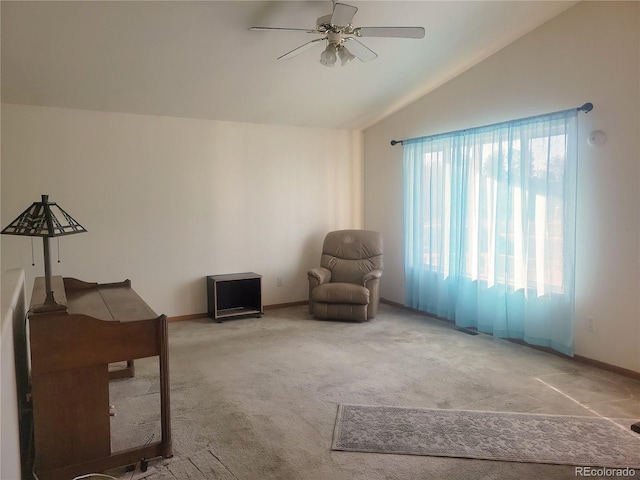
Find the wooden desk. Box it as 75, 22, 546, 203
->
29, 277, 172, 480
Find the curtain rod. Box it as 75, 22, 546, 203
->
390, 102, 593, 146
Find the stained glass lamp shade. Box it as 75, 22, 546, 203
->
1, 194, 87, 312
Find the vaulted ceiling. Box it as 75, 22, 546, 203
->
1, 1, 576, 129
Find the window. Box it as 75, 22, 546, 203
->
420, 131, 569, 294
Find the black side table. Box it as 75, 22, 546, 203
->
206, 272, 263, 322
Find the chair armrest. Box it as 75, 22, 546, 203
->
308, 267, 331, 285
307, 267, 331, 315
363, 269, 383, 284
363, 269, 383, 320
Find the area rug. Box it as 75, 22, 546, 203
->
332, 404, 640, 468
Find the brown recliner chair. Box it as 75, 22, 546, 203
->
307, 230, 383, 322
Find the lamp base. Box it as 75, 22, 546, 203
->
31, 291, 67, 314
31, 302, 67, 314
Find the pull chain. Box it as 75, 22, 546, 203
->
57, 237, 61, 263
31, 238, 35, 266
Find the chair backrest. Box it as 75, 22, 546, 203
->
321, 230, 383, 284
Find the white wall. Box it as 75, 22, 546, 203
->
1, 269, 26, 480
1, 105, 363, 316
364, 1, 640, 372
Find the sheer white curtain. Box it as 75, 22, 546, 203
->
403, 109, 578, 355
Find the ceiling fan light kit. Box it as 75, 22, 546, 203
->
338, 46, 355, 66
320, 44, 338, 66
249, 2, 425, 68
320, 44, 355, 67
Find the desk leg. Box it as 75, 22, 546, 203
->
108, 360, 135, 380
159, 315, 173, 457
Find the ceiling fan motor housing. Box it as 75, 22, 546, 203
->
316, 14, 333, 31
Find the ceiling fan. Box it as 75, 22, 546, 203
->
249, 2, 425, 67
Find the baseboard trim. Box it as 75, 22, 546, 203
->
264, 301, 308, 310
379, 298, 640, 380
168, 301, 309, 323
380, 298, 404, 309
573, 354, 640, 382
168, 313, 208, 322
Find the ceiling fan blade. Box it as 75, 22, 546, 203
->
356, 27, 425, 39
331, 3, 358, 26
343, 37, 378, 62
277, 38, 326, 60
249, 26, 320, 34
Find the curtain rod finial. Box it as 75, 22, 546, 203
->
391, 140, 401, 146
579, 102, 593, 113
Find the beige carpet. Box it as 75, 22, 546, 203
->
332, 404, 640, 468
103, 304, 640, 480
